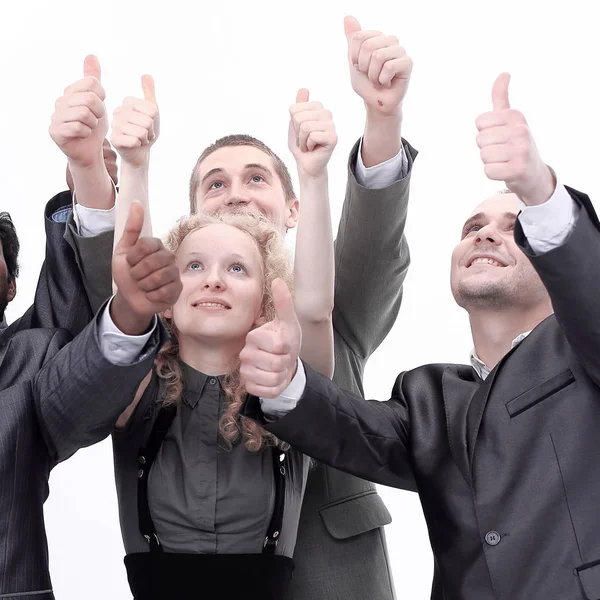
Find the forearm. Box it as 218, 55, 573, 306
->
114, 160, 153, 250
517, 186, 600, 383
361, 109, 402, 167
294, 171, 335, 321
333, 140, 415, 358
69, 156, 115, 210
34, 305, 166, 462
243, 363, 413, 489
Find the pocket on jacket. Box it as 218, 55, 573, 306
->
506, 369, 575, 418
319, 490, 392, 540
575, 559, 600, 599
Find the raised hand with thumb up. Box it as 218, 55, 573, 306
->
49, 54, 108, 168
288, 88, 338, 178
240, 279, 302, 398
111, 202, 182, 335
475, 73, 555, 206
111, 75, 160, 168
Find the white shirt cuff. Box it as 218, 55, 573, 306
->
354, 138, 408, 189
98, 295, 157, 366
517, 175, 580, 254
72, 181, 117, 237
259, 358, 306, 419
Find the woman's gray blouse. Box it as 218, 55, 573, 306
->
113, 362, 309, 557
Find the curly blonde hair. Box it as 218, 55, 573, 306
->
155, 210, 293, 452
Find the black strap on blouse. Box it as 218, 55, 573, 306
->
136, 405, 287, 554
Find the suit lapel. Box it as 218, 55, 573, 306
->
466, 342, 522, 471
442, 366, 479, 484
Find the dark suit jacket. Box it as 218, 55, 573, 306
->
0, 192, 164, 599
244, 187, 600, 599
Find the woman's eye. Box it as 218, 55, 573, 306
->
188, 262, 203, 271
229, 264, 245, 274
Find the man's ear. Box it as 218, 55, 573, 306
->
7, 278, 16, 303
285, 197, 300, 231
162, 307, 172, 320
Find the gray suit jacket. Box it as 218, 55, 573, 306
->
245, 186, 600, 600
286, 139, 417, 600
0, 310, 167, 600
0, 192, 163, 599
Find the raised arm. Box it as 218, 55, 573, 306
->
110, 74, 160, 247
478, 74, 600, 385
333, 17, 416, 361
34, 203, 181, 463
288, 89, 337, 377
238, 278, 413, 489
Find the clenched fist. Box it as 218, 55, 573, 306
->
288, 89, 337, 177
476, 73, 555, 206
344, 16, 412, 117
240, 279, 302, 398
49, 55, 108, 168
111, 202, 182, 335
110, 75, 160, 168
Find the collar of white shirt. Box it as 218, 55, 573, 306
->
470, 331, 532, 380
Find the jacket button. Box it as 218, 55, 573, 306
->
485, 531, 501, 546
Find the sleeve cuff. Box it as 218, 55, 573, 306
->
354, 138, 408, 189
259, 358, 306, 419
517, 174, 580, 253
98, 295, 157, 366
72, 181, 117, 237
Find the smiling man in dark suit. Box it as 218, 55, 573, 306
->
239, 73, 600, 600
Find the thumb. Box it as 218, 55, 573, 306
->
84, 54, 101, 81
141, 74, 157, 105
344, 15, 361, 41
271, 278, 296, 329
492, 72, 511, 111
296, 88, 309, 104
116, 202, 144, 252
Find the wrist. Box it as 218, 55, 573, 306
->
362, 109, 403, 168
297, 169, 329, 185
111, 293, 153, 336
514, 165, 556, 207
122, 153, 151, 172
365, 105, 403, 127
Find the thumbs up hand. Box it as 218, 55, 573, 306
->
476, 73, 555, 206
240, 279, 302, 398
110, 75, 160, 168
111, 202, 182, 334
288, 88, 338, 177
49, 55, 108, 168
344, 16, 413, 117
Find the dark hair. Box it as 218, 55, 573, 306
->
188, 134, 296, 214
0, 212, 19, 281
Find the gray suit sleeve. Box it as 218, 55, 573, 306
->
515, 186, 600, 387
243, 362, 414, 490
33, 307, 168, 464
63, 211, 114, 315
333, 139, 417, 361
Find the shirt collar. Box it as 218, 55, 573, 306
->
470, 331, 532, 380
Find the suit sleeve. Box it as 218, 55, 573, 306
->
515, 186, 600, 386
5, 190, 114, 338
33, 307, 168, 464
242, 362, 415, 490
332, 139, 417, 361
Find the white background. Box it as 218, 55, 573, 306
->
1, 0, 599, 597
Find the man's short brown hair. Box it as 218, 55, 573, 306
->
188, 134, 296, 214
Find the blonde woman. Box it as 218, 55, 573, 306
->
108, 79, 336, 599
